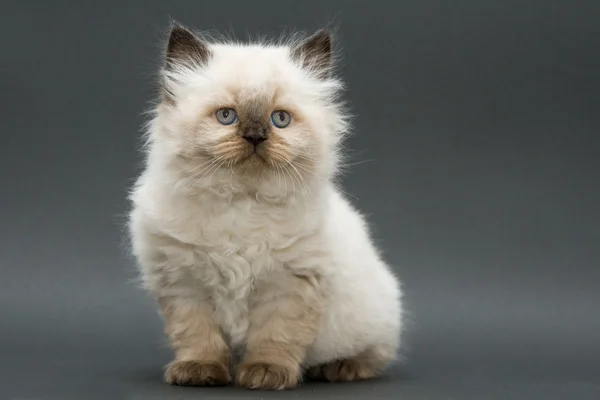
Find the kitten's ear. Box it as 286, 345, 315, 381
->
291, 29, 333, 79
165, 24, 211, 68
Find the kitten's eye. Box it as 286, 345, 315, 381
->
270, 110, 291, 128
215, 108, 238, 125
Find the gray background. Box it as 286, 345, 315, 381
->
1, 1, 599, 399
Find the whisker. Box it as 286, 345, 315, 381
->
183, 157, 219, 176
275, 162, 286, 197
189, 154, 230, 191
271, 161, 282, 197
207, 159, 228, 190
339, 159, 374, 169
258, 161, 268, 188
280, 162, 297, 196
227, 158, 238, 189
284, 159, 311, 199
282, 161, 309, 208
293, 161, 359, 201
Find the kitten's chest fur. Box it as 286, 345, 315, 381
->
161, 193, 312, 347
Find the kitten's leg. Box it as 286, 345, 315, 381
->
306, 345, 395, 382
236, 271, 324, 390
158, 297, 232, 386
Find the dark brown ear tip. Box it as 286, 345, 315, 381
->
317, 28, 335, 43
308, 29, 333, 54
297, 29, 332, 55
290, 28, 335, 78
168, 25, 194, 46
170, 24, 189, 34
312, 29, 331, 42
168, 18, 188, 31
165, 23, 210, 66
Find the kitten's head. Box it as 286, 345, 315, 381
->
148, 24, 349, 197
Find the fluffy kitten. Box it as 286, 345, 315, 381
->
128, 23, 403, 390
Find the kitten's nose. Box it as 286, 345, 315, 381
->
242, 130, 267, 146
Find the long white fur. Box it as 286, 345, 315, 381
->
128, 33, 403, 369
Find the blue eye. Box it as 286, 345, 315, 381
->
270, 110, 291, 128
215, 108, 238, 125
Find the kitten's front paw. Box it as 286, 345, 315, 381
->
164, 360, 231, 387
236, 362, 299, 390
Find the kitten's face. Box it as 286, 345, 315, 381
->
153, 26, 346, 193
172, 51, 318, 170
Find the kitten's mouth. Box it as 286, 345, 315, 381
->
237, 150, 268, 166
213, 141, 273, 170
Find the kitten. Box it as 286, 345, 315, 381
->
128, 23, 403, 390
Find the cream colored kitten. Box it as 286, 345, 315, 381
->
128, 23, 403, 390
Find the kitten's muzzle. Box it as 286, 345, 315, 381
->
242, 129, 267, 147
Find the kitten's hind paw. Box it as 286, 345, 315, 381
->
164, 360, 231, 387
307, 358, 378, 382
